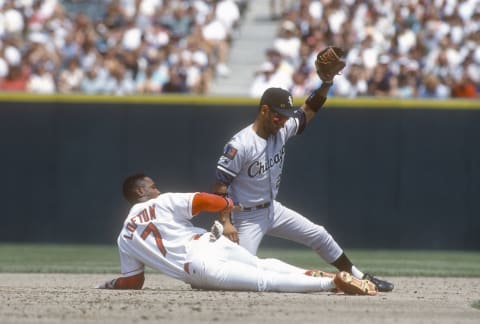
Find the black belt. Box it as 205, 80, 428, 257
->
241, 202, 271, 212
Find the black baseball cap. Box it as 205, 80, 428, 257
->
260, 87, 296, 117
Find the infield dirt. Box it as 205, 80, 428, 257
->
1, 274, 479, 324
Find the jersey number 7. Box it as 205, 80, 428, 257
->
141, 223, 167, 256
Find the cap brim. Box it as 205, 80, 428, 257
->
270, 106, 296, 117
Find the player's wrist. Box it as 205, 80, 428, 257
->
305, 87, 328, 112
320, 80, 333, 86
218, 215, 232, 225
222, 197, 234, 211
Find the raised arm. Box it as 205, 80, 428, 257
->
301, 82, 333, 123
301, 46, 346, 123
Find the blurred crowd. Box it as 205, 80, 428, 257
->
1, 0, 479, 99
0, 0, 245, 94
252, 0, 479, 99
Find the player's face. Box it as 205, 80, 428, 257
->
267, 108, 289, 134
140, 177, 161, 199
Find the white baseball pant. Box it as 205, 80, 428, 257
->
185, 234, 335, 292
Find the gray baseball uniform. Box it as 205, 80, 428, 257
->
216, 113, 343, 263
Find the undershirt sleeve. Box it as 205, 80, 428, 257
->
192, 192, 229, 215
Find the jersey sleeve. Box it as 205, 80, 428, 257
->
284, 108, 307, 139
157, 192, 196, 220
294, 108, 307, 134
216, 137, 244, 185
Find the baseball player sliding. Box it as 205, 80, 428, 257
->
97, 173, 377, 295
213, 47, 394, 292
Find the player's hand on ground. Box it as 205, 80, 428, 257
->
222, 221, 239, 244
96, 279, 116, 289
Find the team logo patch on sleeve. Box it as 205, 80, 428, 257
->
223, 144, 238, 160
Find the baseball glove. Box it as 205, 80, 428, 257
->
315, 46, 346, 83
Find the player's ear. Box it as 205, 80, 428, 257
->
135, 186, 145, 198
260, 104, 269, 115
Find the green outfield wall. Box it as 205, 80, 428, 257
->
1, 94, 479, 249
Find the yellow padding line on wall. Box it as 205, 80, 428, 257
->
0, 93, 478, 110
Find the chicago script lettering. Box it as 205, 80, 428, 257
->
247, 146, 286, 177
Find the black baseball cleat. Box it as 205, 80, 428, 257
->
362, 273, 394, 292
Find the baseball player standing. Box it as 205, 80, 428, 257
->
96, 173, 377, 295
212, 48, 394, 292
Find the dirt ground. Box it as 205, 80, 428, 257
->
1, 274, 479, 324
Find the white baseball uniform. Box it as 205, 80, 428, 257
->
216, 113, 343, 263
116, 192, 336, 292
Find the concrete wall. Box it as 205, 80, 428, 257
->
1, 95, 479, 249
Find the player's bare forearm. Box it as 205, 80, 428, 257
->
212, 182, 231, 224
313, 81, 331, 97
218, 210, 232, 224
219, 211, 239, 243
211, 182, 239, 243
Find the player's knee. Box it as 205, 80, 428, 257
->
310, 225, 335, 247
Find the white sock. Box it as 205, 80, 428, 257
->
325, 278, 336, 291
351, 266, 364, 279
